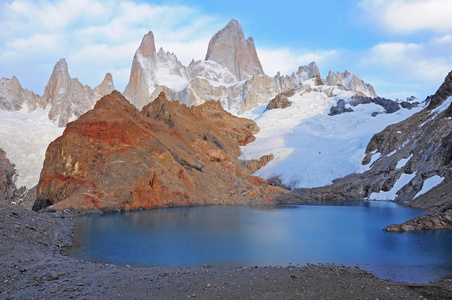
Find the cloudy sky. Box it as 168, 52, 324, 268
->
1, 0, 451, 100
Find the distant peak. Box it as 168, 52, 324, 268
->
138, 31, 156, 59
205, 19, 264, 80
226, 18, 240, 28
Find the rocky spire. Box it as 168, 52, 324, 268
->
205, 19, 264, 81
123, 31, 188, 110
0, 76, 42, 111
138, 31, 157, 59
43, 58, 112, 127
42, 58, 72, 111
94, 72, 115, 96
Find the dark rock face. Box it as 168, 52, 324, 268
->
266, 89, 295, 111
35, 91, 291, 213
330, 96, 420, 117
0, 149, 16, 202
328, 99, 353, 116
427, 70, 452, 109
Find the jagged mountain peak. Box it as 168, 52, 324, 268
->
0, 75, 42, 112
43, 58, 115, 126
94, 72, 115, 96
326, 70, 377, 98
138, 31, 157, 59
205, 19, 264, 81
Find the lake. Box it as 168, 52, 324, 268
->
67, 201, 452, 283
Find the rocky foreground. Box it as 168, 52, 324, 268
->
1, 201, 452, 299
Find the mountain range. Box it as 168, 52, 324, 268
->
1, 19, 450, 229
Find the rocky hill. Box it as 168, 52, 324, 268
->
300, 71, 452, 230
33, 91, 297, 213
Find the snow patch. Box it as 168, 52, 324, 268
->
422, 96, 452, 127
396, 154, 413, 169
414, 175, 444, 199
368, 172, 417, 201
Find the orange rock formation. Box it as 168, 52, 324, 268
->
34, 91, 290, 213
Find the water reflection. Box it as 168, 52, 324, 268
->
68, 202, 452, 283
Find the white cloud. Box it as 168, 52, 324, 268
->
362, 38, 452, 82
359, 0, 452, 34
354, 35, 452, 99
0, 0, 223, 93
257, 47, 339, 77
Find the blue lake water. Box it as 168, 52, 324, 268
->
68, 201, 452, 283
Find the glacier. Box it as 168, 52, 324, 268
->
239, 79, 425, 189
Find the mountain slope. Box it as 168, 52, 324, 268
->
240, 79, 423, 189
296, 71, 452, 230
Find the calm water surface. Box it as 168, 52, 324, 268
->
68, 201, 452, 283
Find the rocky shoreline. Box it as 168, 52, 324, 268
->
1, 201, 452, 299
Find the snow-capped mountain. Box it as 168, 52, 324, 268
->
123, 31, 189, 110
0, 19, 401, 195
326, 70, 377, 98
123, 19, 375, 114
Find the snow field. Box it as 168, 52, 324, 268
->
240, 88, 425, 189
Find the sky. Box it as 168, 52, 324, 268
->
1, 0, 451, 100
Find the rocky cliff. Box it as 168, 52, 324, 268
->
0, 77, 44, 111
43, 58, 115, 127
123, 31, 189, 110
33, 91, 295, 213
301, 71, 452, 230
205, 19, 264, 81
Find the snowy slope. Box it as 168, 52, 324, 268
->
240, 82, 425, 189
0, 108, 64, 188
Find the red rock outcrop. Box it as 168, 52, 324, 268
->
34, 91, 291, 213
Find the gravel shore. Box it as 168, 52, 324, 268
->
1, 202, 451, 299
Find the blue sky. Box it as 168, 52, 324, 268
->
1, 0, 451, 100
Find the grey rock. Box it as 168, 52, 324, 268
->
326, 70, 377, 98
205, 19, 264, 81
